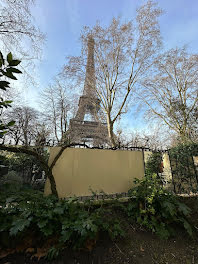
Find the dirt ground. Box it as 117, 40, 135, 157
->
1, 197, 198, 264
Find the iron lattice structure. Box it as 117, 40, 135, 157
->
68, 35, 109, 146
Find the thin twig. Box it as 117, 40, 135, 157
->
114, 242, 127, 258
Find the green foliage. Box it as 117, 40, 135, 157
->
3, 151, 38, 173
169, 142, 198, 162
46, 246, 61, 260
127, 174, 193, 239
0, 51, 21, 137
169, 142, 198, 193
10, 218, 32, 236
0, 170, 23, 191
145, 152, 163, 176
0, 189, 124, 252
0, 150, 49, 187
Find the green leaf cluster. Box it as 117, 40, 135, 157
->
127, 174, 193, 239
169, 142, 198, 193
145, 152, 163, 176
0, 190, 124, 251
0, 51, 22, 137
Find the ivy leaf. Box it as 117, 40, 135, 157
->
37, 220, 54, 236
4, 100, 13, 104
53, 207, 64, 215
41, 226, 53, 236
0, 86, 7, 91
9, 60, 21, 66
37, 219, 48, 229
61, 230, 72, 242
7, 120, 15, 126
6, 196, 17, 204
162, 201, 176, 216
156, 223, 170, 239
4, 71, 17, 80
0, 81, 10, 90
183, 219, 193, 237
177, 202, 191, 216
10, 218, 31, 236
7, 67, 22, 74
0, 130, 7, 136
0, 51, 4, 66
7, 52, 13, 64
0, 100, 13, 108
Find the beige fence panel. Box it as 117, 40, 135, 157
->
44, 148, 145, 198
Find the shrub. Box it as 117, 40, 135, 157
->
169, 142, 198, 193
127, 174, 193, 239
3, 170, 23, 184
0, 190, 124, 252
145, 152, 163, 176
0, 170, 23, 192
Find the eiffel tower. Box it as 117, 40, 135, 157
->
68, 35, 109, 146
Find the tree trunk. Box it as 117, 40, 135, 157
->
107, 115, 116, 147
45, 167, 58, 196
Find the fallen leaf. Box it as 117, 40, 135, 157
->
16, 244, 28, 253
26, 247, 35, 253
31, 247, 48, 260
140, 245, 145, 252
85, 239, 97, 251
0, 249, 15, 259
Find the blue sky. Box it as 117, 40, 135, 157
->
31, 0, 198, 89
25, 0, 198, 132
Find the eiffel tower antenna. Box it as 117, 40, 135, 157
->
83, 34, 96, 97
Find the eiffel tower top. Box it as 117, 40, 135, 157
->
83, 34, 96, 98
